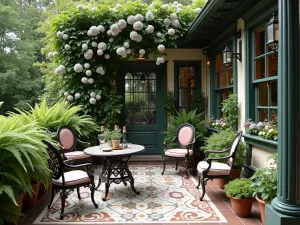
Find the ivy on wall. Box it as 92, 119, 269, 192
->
41, 0, 205, 126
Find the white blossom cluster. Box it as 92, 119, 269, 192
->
139, 49, 145, 58
64, 44, 71, 50
77, 4, 87, 11
96, 66, 105, 75
130, 31, 142, 42
161, 4, 170, 11
194, 8, 202, 14
156, 56, 165, 65
56, 31, 69, 40
48, 51, 58, 59
172, 2, 183, 13
168, 28, 176, 36
145, 11, 154, 21
74, 63, 83, 73
55, 65, 66, 75
84, 49, 93, 60
157, 44, 165, 52
145, 25, 154, 33
133, 21, 143, 31
87, 26, 100, 36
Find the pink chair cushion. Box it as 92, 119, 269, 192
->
53, 170, 91, 186
197, 161, 231, 176
178, 126, 194, 146
59, 128, 75, 150
65, 151, 90, 160
165, 148, 193, 157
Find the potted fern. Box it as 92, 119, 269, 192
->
225, 178, 254, 217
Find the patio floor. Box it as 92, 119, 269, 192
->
18, 161, 262, 225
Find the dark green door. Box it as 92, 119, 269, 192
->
117, 62, 166, 155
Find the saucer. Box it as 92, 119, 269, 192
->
101, 147, 112, 152
112, 146, 123, 150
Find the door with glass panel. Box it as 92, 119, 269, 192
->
117, 62, 166, 155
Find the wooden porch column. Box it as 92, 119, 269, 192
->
265, 0, 300, 224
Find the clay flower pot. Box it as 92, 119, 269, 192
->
230, 197, 253, 217
22, 180, 41, 210
231, 168, 242, 180
112, 140, 121, 149
255, 195, 268, 225
217, 178, 228, 189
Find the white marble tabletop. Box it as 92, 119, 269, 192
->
83, 144, 145, 157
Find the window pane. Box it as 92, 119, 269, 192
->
221, 71, 226, 87
255, 28, 265, 56
270, 109, 278, 122
258, 82, 268, 106
217, 90, 223, 107
179, 89, 194, 107
215, 73, 220, 88
267, 52, 278, 77
215, 54, 221, 73
258, 108, 268, 121
255, 57, 265, 79
270, 80, 278, 106
179, 67, 195, 87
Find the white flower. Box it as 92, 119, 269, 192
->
98, 25, 105, 33
195, 8, 202, 14
177, 8, 182, 13
133, 21, 143, 31
110, 24, 120, 34
117, 19, 127, 29
86, 70, 92, 76
89, 98, 96, 104
91, 7, 97, 12
99, 70, 105, 75
157, 57, 165, 63
74, 63, 83, 73
177, 3, 183, 8
157, 44, 165, 52
135, 14, 144, 22
97, 49, 104, 56
136, 34, 143, 42
52, 52, 58, 57
98, 42, 107, 51
145, 11, 154, 21
64, 44, 71, 50
104, 54, 110, 59
121, 54, 127, 58
130, 31, 139, 41
92, 41, 98, 47
115, 4, 122, 9
55, 65, 66, 75
109, 38, 114, 43
64, 91, 69, 97
81, 77, 88, 84
63, 34, 69, 40
67, 95, 74, 101
156, 32, 163, 38
126, 49, 131, 54
170, 13, 177, 21
156, 61, 160, 65
116, 47, 126, 55
146, 25, 154, 34
168, 28, 176, 36
172, 19, 180, 28
127, 15, 136, 25
90, 26, 100, 35
96, 66, 104, 74
88, 78, 94, 84
75, 93, 81, 99
87, 30, 93, 36
96, 94, 101, 100
163, 18, 172, 26
84, 49, 93, 60
82, 43, 88, 51
90, 92, 96, 97
123, 41, 130, 48
56, 31, 64, 39
84, 63, 90, 69
48, 52, 53, 58
161, 4, 170, 10
173, 1, 178, 5
77, 4, 84, 11
139, 49, 145, 55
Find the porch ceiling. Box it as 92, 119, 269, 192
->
178, 0, 262, 48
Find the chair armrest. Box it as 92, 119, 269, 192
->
77, 139, 91, 147
163, 136, 177, 150
204, 148, 230, 157
206, 155, 231, 162
63, 160, 91, 169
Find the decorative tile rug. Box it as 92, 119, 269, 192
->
34, 166, 226, 224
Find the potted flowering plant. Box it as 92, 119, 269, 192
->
244, 119, 278, 141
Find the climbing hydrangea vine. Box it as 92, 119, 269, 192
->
43, 0, 204, 125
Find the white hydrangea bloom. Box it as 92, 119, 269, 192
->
139, 49, 145, 55
86, 70, 92, 76
92, 41, 98, 47
90, 92, 96, 97
84, 49, 93, 60
173, 1, 178, 5
89, 98, 96, 104
84, 63, 90, 69
87, 30, 93, 36
177, 3, 183, 8
82, 43, 88, 51
170, 13, 177, 21
116, 47, 126, 55
130, 31, 139, 41
64, 44, 71, 50
117, 19, 127, 29
64, 92, 69, 97
135, 14, 144, 22
123, 41, 130, 48
52, 51, 58, 57
56, 31, 64, 39
156, 32, 163, 38
104, 54, 110, 59
195, 8, 202, 14
136, 34, 143, 42
163, 18, 172, 26
157, 44, 165, 52
133, 21, 143, 31
75, 93, 81, 99
157, 57, 165, 63
168, 28, 176, 36
77, 4, 84, 11
63, 34, 69, 40
88, 78, 94, 84
55, 65, 66, 75
90, 26, 99, 35
81, 77, 88, 84
172, 19, 180, 28
145, 11, 154, 21
97, 49, 104, 56
74, 63, 83, 73
91, 7, 97, 12
126, 49, 131, 54
98, 42, 107, 51
48, 52, 53, 58
109, 38, 114, 43
127, 15, 136, 25
96, 94, 101, 100
176, 8, 182, 13
121, 54, 127, 58
145, 25, 154, 33
161, 4, 170, 10
99, 70, 105, 75
98, 25, 105, 33
156, 61, 160, 65
67, 95, 74, 101
110, 24, 120, 33
96, 66, 104, 74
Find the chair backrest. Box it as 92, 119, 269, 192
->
228, 131, 243, 167
177, 123, 195, 148
57, 126, 76, 152
42, 139, 64, 180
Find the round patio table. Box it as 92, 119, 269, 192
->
83, 144, 145, 201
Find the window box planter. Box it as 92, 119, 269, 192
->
242, 133, 277, 152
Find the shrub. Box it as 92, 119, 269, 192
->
225, 178, 254, 199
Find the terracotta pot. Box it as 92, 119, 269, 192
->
17, 191, 26, 213
38, 181, 49, 195
230, 197, 253, 217
255, 195, 268, 225
216, 178, 228, 189
22, 180, 41, 210
111, 140, 120, 149
231, 168, 242, 180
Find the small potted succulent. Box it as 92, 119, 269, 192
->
225, 178, 254, 217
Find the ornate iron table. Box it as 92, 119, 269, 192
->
83, 144, 145, 201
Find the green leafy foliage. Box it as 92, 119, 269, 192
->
221, 94, 238, 128
193, 92, 206, 117
225, 178, 254, 199
109, 127, 122, 140
163, 90, 177, 122
250, 153, 278, 203
201, 130, 246, 168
